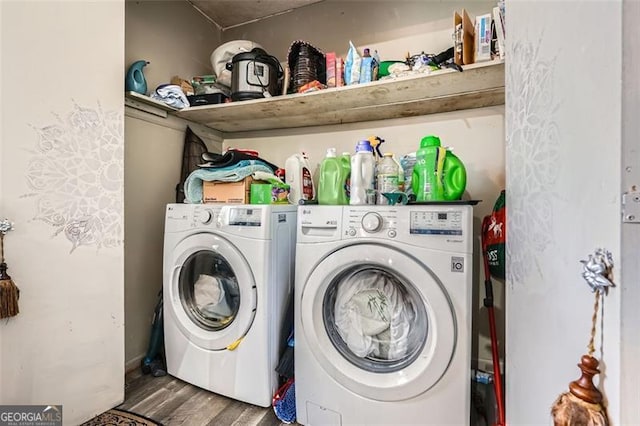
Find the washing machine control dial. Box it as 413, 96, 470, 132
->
195, 209, 213, 224
361, 212, 383, 233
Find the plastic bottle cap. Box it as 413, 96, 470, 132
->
355, 140, 373, 152
420, 135, 442, 148
326, 148, 337, 157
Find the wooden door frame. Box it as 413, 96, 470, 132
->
620, 0, 639, 422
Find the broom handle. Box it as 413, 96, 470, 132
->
0, 234, 4, 264
481, 216, 506, 426
487, 302, 505, 426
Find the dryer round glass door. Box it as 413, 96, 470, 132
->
168, 233, 257, 351
179, 250, 240, 331
299, 243, 456, 401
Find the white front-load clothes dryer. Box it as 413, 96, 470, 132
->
295, 205, 474, 425
163, 203, 296, 407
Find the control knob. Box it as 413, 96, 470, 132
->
195, 209, 212, 224
361, 212, 383, 233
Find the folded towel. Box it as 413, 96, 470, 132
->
200, 150, 279, 172
151, 84, 190, 109
184, 160, 273, 203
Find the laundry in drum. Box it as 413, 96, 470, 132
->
334, 270, 418, 361
193, 274, 236, 322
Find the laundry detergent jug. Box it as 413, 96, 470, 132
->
411, 135, 467, 201
285, 152, 315, 204
318, 148, 349, 205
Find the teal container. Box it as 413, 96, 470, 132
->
318, 148, 350, 205
412, 135, 467, 201
125, 60, 149, 95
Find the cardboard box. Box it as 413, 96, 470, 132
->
336, 57, 345, 87
454, 9, 475, 65
203, 177, 253, 204
326, 52, 336, 88
475, 13, 492, 62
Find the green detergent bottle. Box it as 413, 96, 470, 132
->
339, 152, 351, 203
319, 148, 350, 205
412, 135, 467, 201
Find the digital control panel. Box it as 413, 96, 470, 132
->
227, 207, 262, 227
410, 210, 463, 235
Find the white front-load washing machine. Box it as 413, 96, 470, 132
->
295, 205, 473, 425
163, 203, 296, 407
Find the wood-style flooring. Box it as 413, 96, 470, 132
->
118, 369, 290, 426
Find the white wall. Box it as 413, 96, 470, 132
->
223, 0, 495, 63
222, 0, 505, 369
123, 111, 222, 368
124, 0, 221, 367
506, 1, 622, 423
126, 0, 222, 94
1, 1, 125, 424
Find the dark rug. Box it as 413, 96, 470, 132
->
82, 408, 163, 426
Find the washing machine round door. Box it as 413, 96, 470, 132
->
168, 233, 256, 351
300, 243, 456, 401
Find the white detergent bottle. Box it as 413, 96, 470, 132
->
285, 152, 315, 204
350, 140, 376, 205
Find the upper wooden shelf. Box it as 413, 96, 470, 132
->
173, 59, 505, 134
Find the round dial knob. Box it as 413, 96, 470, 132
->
196, 209, 212, 224
361, 212, 383, 233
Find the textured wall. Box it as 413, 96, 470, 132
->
1, 1, 125, 424
506, 1, 622, 423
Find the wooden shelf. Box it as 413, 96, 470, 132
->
173, 59, 505, 134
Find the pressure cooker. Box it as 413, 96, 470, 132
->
226, 48, 283, 101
